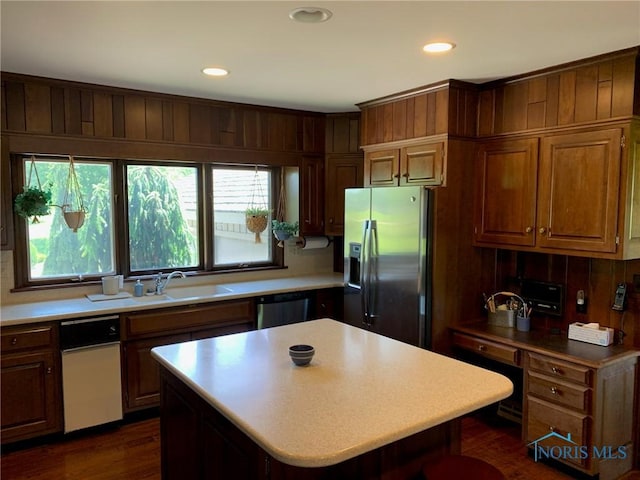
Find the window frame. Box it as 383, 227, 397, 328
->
209, 164, 278, 272
11, 155, 284, 290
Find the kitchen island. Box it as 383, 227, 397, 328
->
151, 319, 512, 479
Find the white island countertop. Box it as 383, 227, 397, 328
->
151, 318, 513, 468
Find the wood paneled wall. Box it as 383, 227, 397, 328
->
325, 112, 361, 154
477, 249, 640, 349
358, 80, 478, 146
1, 73, 325, 160
478, 48, 639, 136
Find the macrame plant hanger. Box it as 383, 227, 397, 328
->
61, 155, 87, 232
274, 169, 287, 247
245, 166, 268, 243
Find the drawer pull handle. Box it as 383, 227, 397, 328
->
550, 387, 559, 395
11, 337, 18, 345
549, 426, 555, 432
478, 344, 487, 352
46, 367, 53, 374
551, 366, 560, 374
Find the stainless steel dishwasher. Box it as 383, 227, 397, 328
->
256, 291, 313, 329
60, 315, 123, 433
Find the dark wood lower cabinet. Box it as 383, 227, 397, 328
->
159, 366, 458, 480
122, 299, 255, 413
0, 323, 62, 444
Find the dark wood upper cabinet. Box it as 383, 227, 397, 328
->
473, 138, 539, 247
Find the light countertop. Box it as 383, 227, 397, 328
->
0, 273, 343, 326
151, 318, 513, 468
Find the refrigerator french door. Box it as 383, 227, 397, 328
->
343, 186, 432, 348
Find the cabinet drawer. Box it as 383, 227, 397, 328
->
452, 332, 520, 366
124, 300, 254, 339
527, 371, 591, 412
527, 397, 590, 468
527, 353, 592, 386
1, 325, 55, 353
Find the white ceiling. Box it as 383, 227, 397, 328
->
1, 1, 639, 113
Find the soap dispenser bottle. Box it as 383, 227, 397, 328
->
134, 280, 144, 297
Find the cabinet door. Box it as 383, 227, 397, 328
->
300, 156, 324, 236
324, 154, 363, 236
1, 351, 62, 443
537, 129, 621, 253
473, 138, 538, 247
400, 142, 444, 186
364, 149, 399, 187
123, 334, 191, 412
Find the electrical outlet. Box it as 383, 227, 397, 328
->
633, 274, 640, 293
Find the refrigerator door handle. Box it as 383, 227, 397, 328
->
360, 220, 370, 324
368, 220, 379, 326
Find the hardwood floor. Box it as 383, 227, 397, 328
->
2, 411, 639, 479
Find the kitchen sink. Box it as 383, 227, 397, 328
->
164, 284, 233, 299
130, 294, 174, 302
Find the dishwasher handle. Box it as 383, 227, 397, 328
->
61, 341, 121, 354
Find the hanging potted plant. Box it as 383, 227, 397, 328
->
271, 220, 299, 242
14, 184, 53, 223
245, 167, 269, 243
245, 206, 269, 243
14, 156, 52, 223
60, 155, 87, 232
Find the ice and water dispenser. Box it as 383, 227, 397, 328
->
347, 242, 361, 288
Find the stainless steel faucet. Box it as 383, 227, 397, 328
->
154, 271, 186, 294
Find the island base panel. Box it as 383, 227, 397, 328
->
159, 367, 460, 480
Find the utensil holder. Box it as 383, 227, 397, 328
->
488, 310, 515, 328
516, 315, 530, 332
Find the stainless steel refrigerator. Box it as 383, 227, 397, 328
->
343, 186, 432, 348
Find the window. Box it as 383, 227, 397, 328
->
212, 167, 273, 267
21, 156, 115, 281
13, 156, 281, 288
126, 164, 199, 272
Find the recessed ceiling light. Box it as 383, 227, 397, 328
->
423, 42, 456, 53
202, 67, 229, 77
289, 7, 333, 23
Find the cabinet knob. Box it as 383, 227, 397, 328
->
329, 218, 334, 224
525, 226, 533, 233
46, 367, 53, 374
11, 337, 17, 345
402, 172, 409, 178
539, 227, 547, 235
550, 386, 559, 395
393, 173, 400, 179
549, 426, 556, 432
551, 366, 560, 374
477, 344, 487, 352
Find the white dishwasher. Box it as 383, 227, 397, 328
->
60, 315, 123, 433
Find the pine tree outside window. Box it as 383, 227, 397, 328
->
21, 156, 115, 281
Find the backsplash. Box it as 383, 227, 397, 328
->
0, 242, 335, 305
478, 249, 640, 349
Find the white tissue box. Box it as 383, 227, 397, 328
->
568, 322, 614, 346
